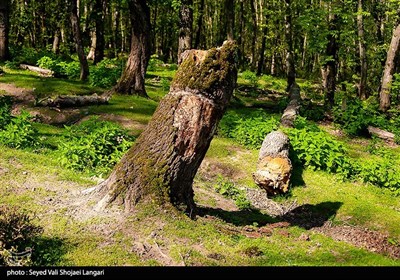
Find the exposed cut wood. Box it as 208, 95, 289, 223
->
280, 82, 301, 127
367, 126, 395, 142
19, 64, 53, 77
253, 131, 292, 196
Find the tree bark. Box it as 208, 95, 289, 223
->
87, 30, 96, 60
250, 0, 257, 70
95, 41, 238, 214
70, 0, 89, 81
280, 83, 301, 127
178, 0, 193, 65
112, 0, 151, 97
225, 0, 234, 41
194, 0, 204, 49
37, 93, 110, 108
0, 0, 10, 61
379, 22, 400, 112
93, 0, 105, 64
52, 28, 60, 55
284, 0, 295, 91
357, 0, 368, 100
367, 126, 395, 142
257, 21, 267, 76
322, 13, 339, 108
19, 64, 53, 77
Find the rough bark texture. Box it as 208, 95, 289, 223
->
225, 0, 234, 41
19, 64, 53, 77
37, 93, 110, 108
177, 0, 193, 65
253, 131, 292, 196
322, 14, 339, 108
280, 83, 301, 128
284, 0, 295, 91
357, 0, 368, 100
194, 0, 204, 49
0, 0, 9, 61
93, 0, 105, 64
367, 126, 395, 142
96, 41, 238, 214
70, 0, 89, 81
379, 23, 400, 112
112, 0, 151, 97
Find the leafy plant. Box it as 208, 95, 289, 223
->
214, 176, 251, 210
57, 117, 135, 176
241, 70, 259, 88
89, 58, 125, 88
0, 205, 43, 266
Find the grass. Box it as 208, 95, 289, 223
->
0, 64, 400, 266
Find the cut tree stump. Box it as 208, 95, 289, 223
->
280, 82, 301, 128
19, 64, 54, 77
253, 131, 292, 196
367, 126, 396, 142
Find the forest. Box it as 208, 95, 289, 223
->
0, 0, 400, 268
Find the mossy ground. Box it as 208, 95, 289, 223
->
0, 64, 399, 266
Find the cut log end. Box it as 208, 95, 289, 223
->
253, 131, 292, 196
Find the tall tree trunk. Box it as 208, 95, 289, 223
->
250, 0, 257, 70
93, 0, 105, 64
322, 14, 339, 108
225, 0, 234, 40
237, 0, 245, 68
70, 0, 89, 81
379, 23, 400, 112
178, 0, 193, 64
87, 30, 96, 60
52, 28, 60, 55
285, 0, 295, 91
257, 24, 267, 76
194, 0, 204, 49
95, 41, 238, 214
357, 0, 368, 100
0, 0, 10, 61
112, 0, 151, 97
113, 6, 120, 57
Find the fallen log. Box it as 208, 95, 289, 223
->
253, 131, 292, 196
280, 82, 301, 127
38, 93, 110, 108
19, 64, 53, 77
367, 126, 395, 142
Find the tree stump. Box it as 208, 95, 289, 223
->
95, 41, 237, 214
253, 130, 292, 196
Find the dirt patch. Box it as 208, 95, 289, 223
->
314, 222, 400, 259
194, 186, 238, 212
198, 158, 246, 182
0, 83, 35, 103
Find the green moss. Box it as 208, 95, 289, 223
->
171, 41, 237, 98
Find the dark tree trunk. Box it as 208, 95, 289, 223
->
285, 0, 295, 91
379, 23, 400, 112
357, 0, 368, 100
112, 0, 151, 97
225, 0, 234, 41
322, 14, 339, 108
257, 23, 267, 76
250, 0, 257, 70
237, 0, 245, 68
70, 0, 89, 81
93, 0, 105, 64
178, 0, 193, 64
95, 41, 238, 214
194, 0, 204, 49
0, 0, 10, 61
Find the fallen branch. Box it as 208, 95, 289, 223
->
19, 64, 53, 77
367, 126, 396, 142
37, 93, 111, 108
280, 83, 301, 127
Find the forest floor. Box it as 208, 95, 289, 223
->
0, 65, 400, 266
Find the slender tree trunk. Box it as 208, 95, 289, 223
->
0, 0, 10, 61
87, 30, 96, 60
285, 0, 295, 91
322, 14, 339, 108
379, 23, 400, 112
357, 0, 368, 100
194, 0, 204, 49
70, 0, 89, 81
250, 0, 257, 70
112, 0, 151, 97
93, 0, 105, 64
226, 0, 234, 40
113, 6, 120, 57
257, 24, 267, 76
237, 0, 244, 68
52, 28, 60, 55
95, 41, 238, 214
178, 0, 193, 64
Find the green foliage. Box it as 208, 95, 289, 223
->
57, 117, 135, 176
0, 97, 39, 149
287, 128, 354, 178
11, 47, 56, 66
0, 205, 43, 266
37, 56, 80, 79
218, 110, 279, 149
241, 70, 258, 87
214, 176, 251, 210
147, 54, 165, 71
160, 78, 170, 91
89, 58, 125, 88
